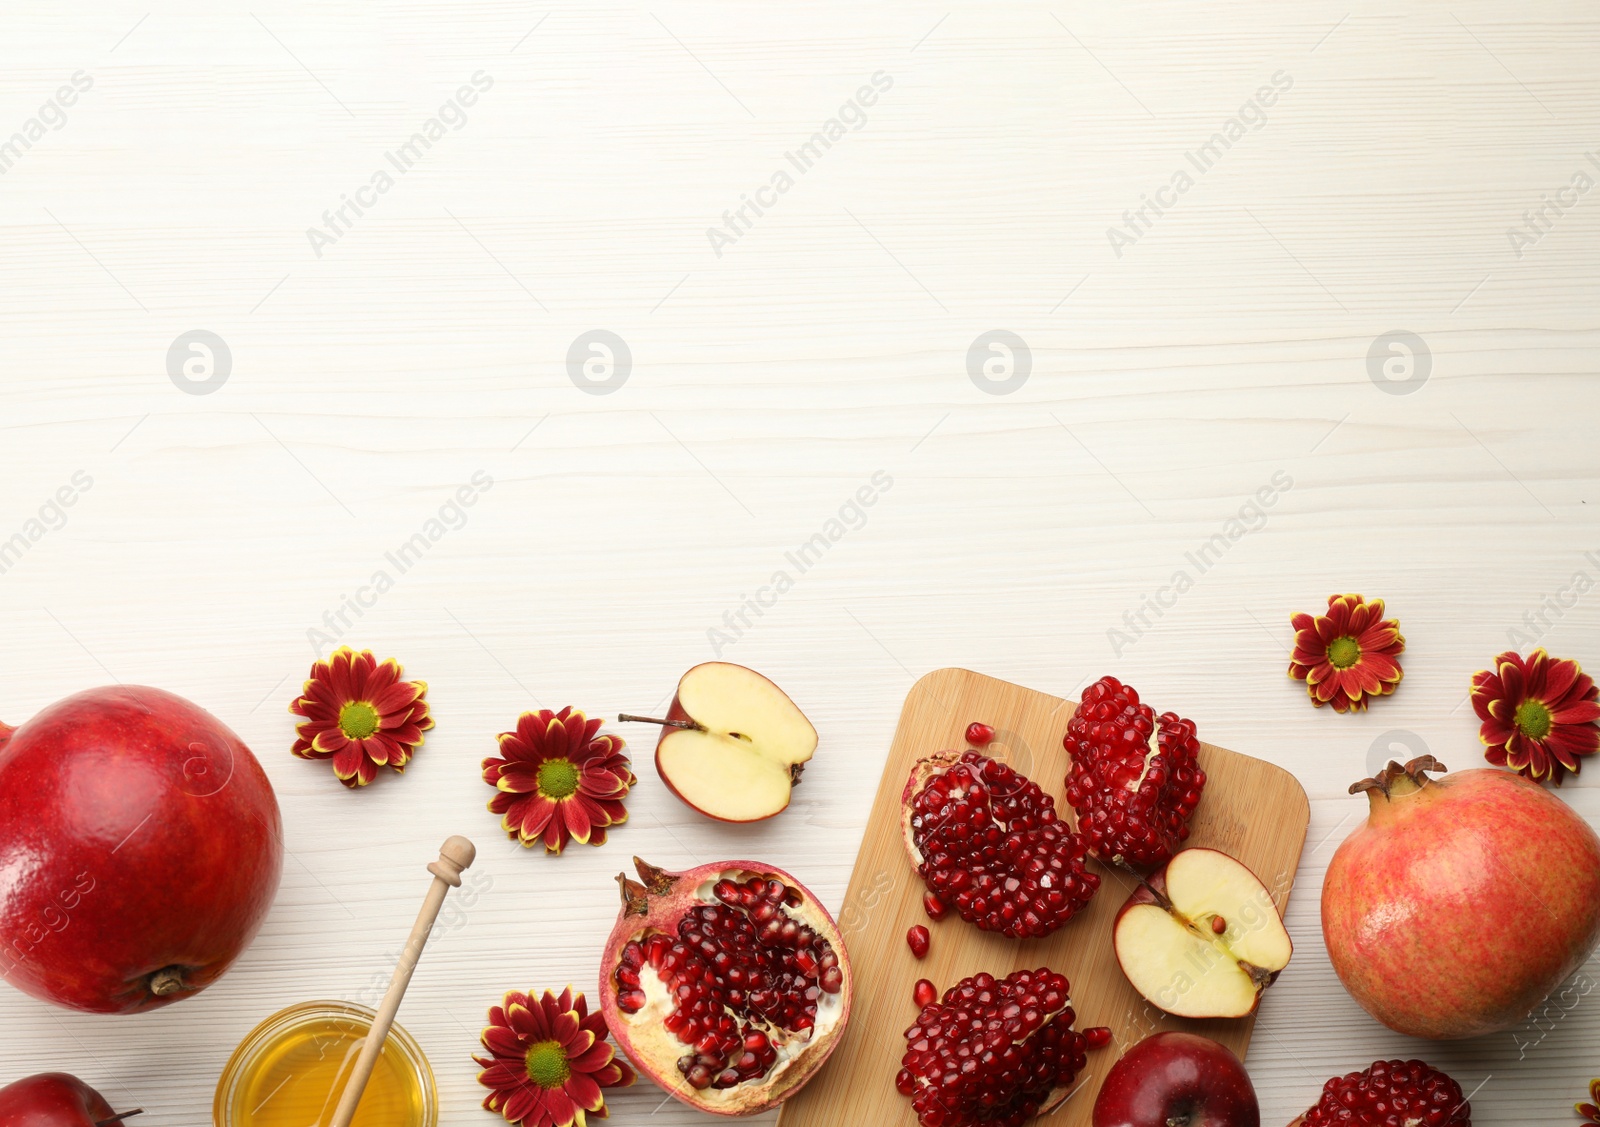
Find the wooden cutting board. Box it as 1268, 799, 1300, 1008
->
778, 668, 1310, 1127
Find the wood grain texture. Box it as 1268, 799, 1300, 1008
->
777, 667, 1309, 1126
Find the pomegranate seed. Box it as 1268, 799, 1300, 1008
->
1297, 1059, 1471, 1127
897, 969, 1094, 1127
1063, 676, 1206, 870
906, 925, 930, 959
922, 892, 948, 922
1211, 915, 1227, 934
965, 721, 995, 747
912, 978, 938, 1008
908, 752, 1099, 938
1083, 1026, 1111, 1048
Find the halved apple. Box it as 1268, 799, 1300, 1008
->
625, 663, 817, 823
1113, 847, 1292, 1019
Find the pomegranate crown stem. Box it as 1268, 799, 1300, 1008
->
616, 857, 678, 916
1350, 755, 1446, 799
615, 873, 650, 918
633, 857, 675, 894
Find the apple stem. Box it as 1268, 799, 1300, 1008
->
0, 721, 13, 751
1113, 858, 1177, 913
617, 714, 705, 732
97, 1112, 144, 1125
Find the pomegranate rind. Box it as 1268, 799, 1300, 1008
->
600, 858, 853, 1117
899, 750, 963, 868
1325, 761, 1600, 1038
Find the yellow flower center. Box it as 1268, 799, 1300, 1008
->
1327, 636, 1361, 670
524, 1039, 571, 1089
538, 758, 581, 799
338, 701, 381, 740
1514, 698, 1553, 740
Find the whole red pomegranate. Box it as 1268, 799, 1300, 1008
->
1323, 755, 1600, 1039
0, 686, 283, 1014
599, 857, 851, 1116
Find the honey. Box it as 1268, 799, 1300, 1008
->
215, 1001, 436, 1127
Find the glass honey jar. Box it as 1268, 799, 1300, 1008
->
213, 1000, 437, 1127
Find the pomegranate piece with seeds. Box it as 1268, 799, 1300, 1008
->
1064, 675, 1206, 869
896, 968, 1096, 1127
901, 750, 1099, 938
599, 857, 852, 1116
1289, 1058, 1471, 1127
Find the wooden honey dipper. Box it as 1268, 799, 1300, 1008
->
326, 835, 476, 1127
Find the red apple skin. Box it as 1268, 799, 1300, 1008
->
1092, 1032, 1259, 1127
0, 1073, 118, 1126
0, 687, 283, 1014
1323, 764, 1600, 1039
653, 664, 808, 824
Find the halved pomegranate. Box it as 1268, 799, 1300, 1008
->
900, 750, 1099, 938
599, 857, 852, 1116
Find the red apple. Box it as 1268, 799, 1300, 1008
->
1092, 1032, 1259, 1127
1113, 848, 1292, 1019
0, 1073, 140, 1125
623, 663, 817, 822
1324, 756, 1600, 1038
0, 686, 283, 1014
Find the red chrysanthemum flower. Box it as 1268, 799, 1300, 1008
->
290, 647, 432, 787
1287, 594, 1405, 712
1578, 1078, 1600, 1124
483, 708, 635, 854
1472, 648, 1600, 786
475, 987, 635, 1127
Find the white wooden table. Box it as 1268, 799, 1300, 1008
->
3, 3, 1598, 1123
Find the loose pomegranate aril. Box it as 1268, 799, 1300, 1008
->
904, 751, 1099, 938
1084, 1025, 1112, 1048
906, 925, 930, 959
1063, 675, 1206, 869
898, 968, 1092, 1127
1297, 1058, 1471, 1127
965, 722, 995, 747
602, 858, 852, 1115
922, 892, 949, 921
912, 978, 937, 1007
